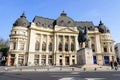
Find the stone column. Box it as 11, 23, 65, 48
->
108, 43, 110, 53
53, 34, 57, 65
63, 54, 65, 66
39, 54, 41, 66
63, 35, 65, 52
75, 36, 79, 50
56, 35, 58, 52
24, 53, 28, 66
46, 54, 48, 65
27, 53, 34, 66
69, 36, 71, 52
46, 35, 49, 52
69, 54, 72, 65
75, 55, 77, 64
53, 54, 56, 65
17, 39, 19, 50
56, 54, 59, 66
40, 34, 43, 52
14, 54, 18, 66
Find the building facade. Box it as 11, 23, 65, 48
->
7, 12, 115, 66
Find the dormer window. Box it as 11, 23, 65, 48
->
38, 22, 41, 25
36, 22, 41, 26
68, 21, 71, 24
23, 23, 26, 26
14, 31, 17, 34
60, 20, 64, 23
42, 24, 44, 27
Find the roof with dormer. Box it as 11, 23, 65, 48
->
13, 11, 110, 33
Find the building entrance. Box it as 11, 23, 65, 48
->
10, 54, 15, 66
65, 56, 69, 65
104, 56, 109, 64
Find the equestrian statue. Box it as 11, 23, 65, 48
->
78, 26, 89, 48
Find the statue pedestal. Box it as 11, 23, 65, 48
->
77, 48, 94, 67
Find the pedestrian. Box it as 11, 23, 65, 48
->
114, 61, 118, 70
110, 61, 114, 69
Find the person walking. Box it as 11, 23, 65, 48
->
114, 61, 118, 70
110, 61, 114, 69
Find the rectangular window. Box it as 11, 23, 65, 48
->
48, 59, 52, 65
13, 42, 16, 50
34, 55, 39, 65
19, 43, 24, 50
41, 55, 46, 65
18, 54, 24, 66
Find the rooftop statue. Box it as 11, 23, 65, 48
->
78, 26, 89, 48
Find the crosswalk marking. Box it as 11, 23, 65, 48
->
51, 74, 80, 77
59, 77, 74, 80
71, 72, 80, 74
85, 78, 106, 80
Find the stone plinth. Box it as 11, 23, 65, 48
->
77, 48, 93, 66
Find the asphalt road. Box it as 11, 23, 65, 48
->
0, 71, 120, 80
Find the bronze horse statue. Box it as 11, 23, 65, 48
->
78, 26, 89, 48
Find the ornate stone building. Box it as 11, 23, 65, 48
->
7, 11, 115, 66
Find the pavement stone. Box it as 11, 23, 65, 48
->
0, 66, 119, 72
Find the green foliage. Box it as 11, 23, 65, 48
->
0, 38, 9, 56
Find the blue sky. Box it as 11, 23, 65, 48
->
0, 0, 120, 43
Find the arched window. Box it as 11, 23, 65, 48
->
71, 43, 75, 51
59, 43, 62, 51
104, 46, 107, 52
65, 43, 68, 51
91, 44, 95, 52
42, 42, 46, 51
49, 43, 52, 51
35, 41, 40, 51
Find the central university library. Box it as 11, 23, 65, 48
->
7, 11, 115, 66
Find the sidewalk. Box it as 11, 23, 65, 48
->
0, 66, 119, 72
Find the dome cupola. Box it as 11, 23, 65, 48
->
13, 13, 30, 27
98, 20, 110, 33
56, 11, 74, 27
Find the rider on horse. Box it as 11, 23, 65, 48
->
78, 26, 89, 48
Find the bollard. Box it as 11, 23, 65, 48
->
94, 68, 97, 71
20, 68, 22, 71
72, 68, 74, 71
83, 68, 86, 71
34, 68, 36, 71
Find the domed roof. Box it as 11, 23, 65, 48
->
98, 20, 110, 33
13, 13, 30, 27
56, 11, 74, 27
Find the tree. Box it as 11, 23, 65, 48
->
0, 38, 9, 65
0, 38, 9, 56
